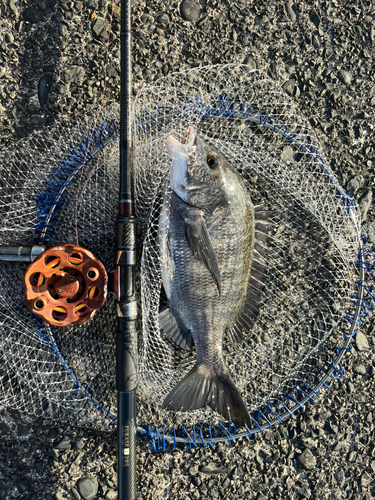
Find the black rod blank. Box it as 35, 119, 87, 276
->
116, 0, 137, 498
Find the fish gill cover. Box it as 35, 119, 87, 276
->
0, 65, 373, 445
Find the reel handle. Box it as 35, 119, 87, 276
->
0, 245, 45, 262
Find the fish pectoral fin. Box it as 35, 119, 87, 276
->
184, 215, 221, 294
159, 308, 192, 351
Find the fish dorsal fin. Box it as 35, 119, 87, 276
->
184, 214, 221, 294
227, 204, 270, 344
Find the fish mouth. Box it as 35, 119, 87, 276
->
166, 126, 197, 157
166, 127, 201, 202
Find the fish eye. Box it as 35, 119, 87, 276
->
207, 156, 218, 169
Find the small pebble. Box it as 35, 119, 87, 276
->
55, 435, 71, 450
243, 56, 257, 71
48, 448, 59, 460
180, 0, 201, 22
38, 75, 53, 107
9, 0, 18, 16
360, 472, 372, 487
297, 449, 317, 470
281, 146, 294, 162
346, 174, 365, 195
105, 491, 117, 500
75, 439, 85, 450
0, 423, 10, 435
23, 6, 42, 23
338, 70, 353, 86
17, 424, 29, 436
358, 189, 372, 220
77, 477, 98, 500
368, 221, 375, 242
157, 13, 169, 24
312, 33, 320, 50
200, 463, 230, 475
355, 331, 370, 351
285, 1, 296, 21
309, 10, 321, 29
282, 79, 296, 97
71, 487, 81, 500
141, 14, 154, 24
353, 364, 366, 375
32, 60, 42, 69
52, 12, 63, 22
92, 17, 108, 41
189, 465, 199, 475
347, 381, 355, 394
34, 461, 43, 473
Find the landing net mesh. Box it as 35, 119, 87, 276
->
0, 65, 368, 435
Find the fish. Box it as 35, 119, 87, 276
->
158, 126, 268, 427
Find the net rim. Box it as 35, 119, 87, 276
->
29, 104, 373, 447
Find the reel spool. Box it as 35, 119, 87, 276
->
24, 244, 107, 327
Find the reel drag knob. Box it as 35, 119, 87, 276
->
24, 244, 107, 327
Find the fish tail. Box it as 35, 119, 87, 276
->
162, 364, 251, 427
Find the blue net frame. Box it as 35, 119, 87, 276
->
32, 95, 375, 450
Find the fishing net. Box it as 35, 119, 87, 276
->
0, 65, 373, 444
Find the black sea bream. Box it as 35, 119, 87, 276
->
158, 127, 268, 427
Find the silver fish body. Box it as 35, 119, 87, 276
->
159, 127, 258, 426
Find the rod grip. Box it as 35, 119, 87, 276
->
117, 391, 136, 500
117, 318, 137, 392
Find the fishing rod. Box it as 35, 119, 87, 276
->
115, 0, 137, 498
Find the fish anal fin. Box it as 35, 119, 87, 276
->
162, 363, 251, 427
184, 214, 221, 294
159, 308, 192, 350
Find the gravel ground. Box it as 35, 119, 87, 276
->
1, 0, 375, 499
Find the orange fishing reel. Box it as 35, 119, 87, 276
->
24, 244, 107, 327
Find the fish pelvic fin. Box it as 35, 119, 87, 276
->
159, 307, 192, 351
162, 363, 251, 427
